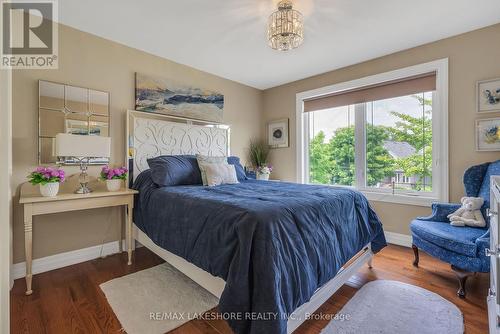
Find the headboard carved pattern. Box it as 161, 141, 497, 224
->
127, 110, 230, 181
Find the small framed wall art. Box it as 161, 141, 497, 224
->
268, 118, 289, 148
476, 117, 500, 151
477, 78, 500, 113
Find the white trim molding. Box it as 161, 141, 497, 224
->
0, 67, 12, 334
384, 231, 412, 248
296, 58, 449, 207
12, 240, 126, 280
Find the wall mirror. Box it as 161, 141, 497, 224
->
38, 80, 110, 165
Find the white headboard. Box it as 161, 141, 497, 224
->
126, 110, 230, 182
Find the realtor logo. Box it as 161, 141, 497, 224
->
1, 0, 58, 69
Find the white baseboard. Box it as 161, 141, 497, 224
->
384, 231, 412, 248
12, 239, 127, 280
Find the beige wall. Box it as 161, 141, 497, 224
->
12, 23, 263, 264
263, 23, 500, 236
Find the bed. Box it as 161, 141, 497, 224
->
125, 110, 386, 334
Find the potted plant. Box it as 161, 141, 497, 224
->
28, 167, 65, 197
100, 166, 128, 191
249, 140, 272, 180
257, 164, 273, 181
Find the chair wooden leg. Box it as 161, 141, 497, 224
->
412, 244, 419, 267
451, 265, 470, 299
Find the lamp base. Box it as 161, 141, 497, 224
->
76, 159, 92, 194
75, 184, 92, 194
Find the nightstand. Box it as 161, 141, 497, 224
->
19, 176, 138, 295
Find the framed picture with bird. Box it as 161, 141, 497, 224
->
477, 78, 500, 113
476, 117, 500, 151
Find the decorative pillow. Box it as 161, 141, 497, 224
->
196, 154, 228, 185
227, 156, 248, 181
147, 155, 202, 186
204, 163, 239, 186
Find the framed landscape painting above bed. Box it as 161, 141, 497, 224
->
135, 73, 224, 122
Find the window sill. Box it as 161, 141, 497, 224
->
361, 191, 436, 207
306, 182, 437, 207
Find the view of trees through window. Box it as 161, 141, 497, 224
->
309, 93, 433, 192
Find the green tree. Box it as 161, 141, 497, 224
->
366, 125, 395, 186
396, 146, 432, 183
388, 113, 431, 151
328, 126, 356, 186
309, 131, 333, 184
389, 95, 433, 190
309, 126, 395, 186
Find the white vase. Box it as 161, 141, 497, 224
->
106, 179, 123, 192
39, 182, 59, 197
257, 173, 270, 181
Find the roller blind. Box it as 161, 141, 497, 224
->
303, 72, 436, 113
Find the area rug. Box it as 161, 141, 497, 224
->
321, 280, 463, 334
100, 263, 219, 334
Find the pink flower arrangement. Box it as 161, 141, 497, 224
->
28, 167, 65, 185
257, 164, 273, 174
100, 166, 128, 181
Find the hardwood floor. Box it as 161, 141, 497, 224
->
10, 244, 489, 334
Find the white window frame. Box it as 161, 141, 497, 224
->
296, 58, 449, 207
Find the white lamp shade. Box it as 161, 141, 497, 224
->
55, 133, 111, 158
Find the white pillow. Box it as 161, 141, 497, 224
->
196, 154, 227, 186
203, 163, 239, 186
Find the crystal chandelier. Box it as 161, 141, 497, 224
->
268, 0, 304, 51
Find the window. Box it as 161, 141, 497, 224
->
297, 59, 448, 206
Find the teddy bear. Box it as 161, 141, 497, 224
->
447, 196, 486, 228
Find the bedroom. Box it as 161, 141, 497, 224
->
1, 0, 500, 333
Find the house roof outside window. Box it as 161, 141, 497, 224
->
383, 140, 416, 159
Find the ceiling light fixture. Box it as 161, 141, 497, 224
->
267, 0, 304, 51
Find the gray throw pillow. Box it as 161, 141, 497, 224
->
204, 163, 239, 186
196, 154, 228, 185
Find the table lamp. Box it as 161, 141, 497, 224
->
55, 133, 111, 194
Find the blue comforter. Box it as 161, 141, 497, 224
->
133, 171, 386, 334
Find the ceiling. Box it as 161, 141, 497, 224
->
58, 0, 500, 90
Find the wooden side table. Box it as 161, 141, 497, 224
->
19, 177, 138, 295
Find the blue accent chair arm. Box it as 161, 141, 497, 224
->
476, 233, 490, 256
478, 229, 490, 242
417, 202, 462, 222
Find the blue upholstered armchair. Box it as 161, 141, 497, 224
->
410, 160, 500, 298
